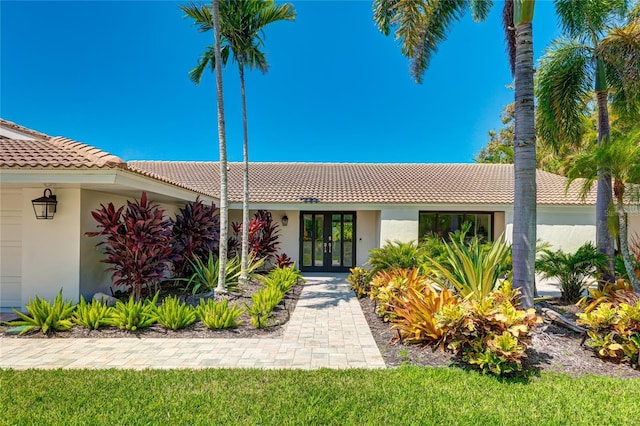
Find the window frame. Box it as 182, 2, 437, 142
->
418, 211, 494, 241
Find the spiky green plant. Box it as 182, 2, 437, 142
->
185, 252, 242, 294
72, 297, 113, 330
107, 292, 159, 331
258, 265, 303, 294
4, 290, 75, 335
195, 299, 244, 329
367, 240, 428, 275
155, 295, 196, 330
248, 286, 284, 328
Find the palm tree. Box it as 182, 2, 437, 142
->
567, 125, 640, 291
181, 0, 295, 282
182, 0, 230, 292
373, 0, 537, 308
536, 0, 640, 282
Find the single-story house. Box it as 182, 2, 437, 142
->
2, 118, 638, 311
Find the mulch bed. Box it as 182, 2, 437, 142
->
358, 296, 640, 378
0, 280, 303, 340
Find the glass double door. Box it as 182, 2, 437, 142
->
300, 212, 355, 272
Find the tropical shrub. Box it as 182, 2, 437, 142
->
579, 279, 640, 313
276, 253, 293, 268
196, 299, 244, 329
171, 197, 220, 277
369, 269, 431, 321
73, 297, 113, 330
536, 242, 608, 303
427, 231, 511, 301
86, 192, 174, 300
185, 252, 242, 294
367, 241, 427, 275
259, 265, 303, 294
4, 290, 75, 335
248, 286, 284, 328
577, 302, 640, 367
437, 284, 541, 376
347, 267, 372, 298
155, 295, 196, 330
391, 284, 458, 345
231, 210, 281, 264
108, 293, 159, 331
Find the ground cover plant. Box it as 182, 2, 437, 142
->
1, 368, 640, 425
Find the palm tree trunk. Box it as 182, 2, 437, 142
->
213, 0, 228, 293
614, 181, 639, 291
239, 64, 250, 283
512, 19, 536, 309
596, 90, 616, 282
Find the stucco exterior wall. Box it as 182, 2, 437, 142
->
21, 187, 81, 307
493, 211, 506, 240
0, 188, 22, 310
379, 208, 419, 246
629, 213, 640, 241
356, 210, 378, 267
504, 206, 596, 252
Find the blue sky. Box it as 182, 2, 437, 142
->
1, 0, 559, 163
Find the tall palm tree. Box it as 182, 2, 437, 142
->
536, 0, 640, 282
181, 0, 295, 281
182, 0, 230, 292
373, 0, 537, 307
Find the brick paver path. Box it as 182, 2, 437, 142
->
0, 274, 385, 370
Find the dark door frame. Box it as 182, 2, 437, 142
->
299, 211, 356, 272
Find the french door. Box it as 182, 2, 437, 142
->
300, 212, 356, 272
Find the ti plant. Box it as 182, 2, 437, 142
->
4, 290, 75, 335
155, 295, 197, 330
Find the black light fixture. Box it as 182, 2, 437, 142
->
282, 214, 289, 227
32, 189, 57, 219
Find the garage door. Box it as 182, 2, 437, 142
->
0, 189, 22, 310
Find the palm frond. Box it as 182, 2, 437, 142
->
180, 2, 214, 32
554, 0, 628, 40
373, 0, 401, 36
470, 0, 493, 22
536, 38, 593, 151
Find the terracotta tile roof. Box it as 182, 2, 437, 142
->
0, 119, 124, 169
128, 162, 596, 206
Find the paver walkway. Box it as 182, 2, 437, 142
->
0, 274, 385, 370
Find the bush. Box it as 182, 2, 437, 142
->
248, 286, 284, 328
230, 210, 281, 264
347, 267, 372, 298
536, 242, 608, 303
259, 265, 303, 294
427, 231, 511, 301
196, 299, 244, 329
155, 295, 196, 330
4, 290, 75, 335
367, 241, 427, 276
73, 297, 113, 330
86, 192, 174, 300
171, 197, 220, 277
369, 269, 431, 321
108, 293, 159, 331
185, 252, 242, 294
578, 279, 640, 313
391, 284, 458, 345
437, 284, 541, 376
578, 302, 640, 367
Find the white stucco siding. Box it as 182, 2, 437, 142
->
505, 206, 596, 252
0, 188, 23, 310
356, 210, 378, 267
21, 187, 82, 307
493, 211, 506, 240
379, 208, 419, 246
629, 213, 640, 241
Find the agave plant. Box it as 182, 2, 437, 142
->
4, 290, 75, 335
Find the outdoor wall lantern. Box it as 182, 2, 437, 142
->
282, 214, 289, 227
32, 188, 57, 220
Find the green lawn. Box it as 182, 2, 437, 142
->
1, 367, 639, 425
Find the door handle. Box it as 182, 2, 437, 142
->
323, 243, 332, 253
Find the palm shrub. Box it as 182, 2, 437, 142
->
4, 290, 75, 335
155, 295, 196, 330
108, 292, 159, 331
171, 197, 220, 277
86, 192, 174, 300
427, 231, 511, 302
73, 297, 113, 330
185, 252, 242, 294
577, 302, 640, 367
437, 283, 541, 376
196, 299, 244, 329
536, 243, 608, 303
367, 241, 428, 275
347, 267, 372, 298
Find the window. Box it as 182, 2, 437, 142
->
419, 212, 493, 241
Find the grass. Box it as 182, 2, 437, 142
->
1, 367, 640, 425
